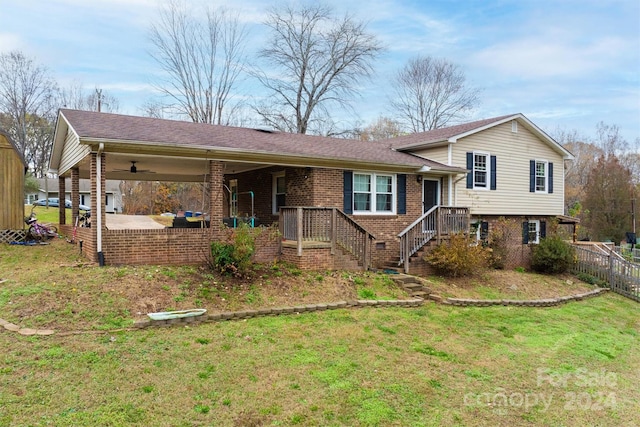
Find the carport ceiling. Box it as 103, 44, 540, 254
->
74, 153, 269, 182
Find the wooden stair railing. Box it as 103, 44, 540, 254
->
280, 207, 375, 270
397, 206, 470, 274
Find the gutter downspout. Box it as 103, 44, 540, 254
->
452, 174, 466, 206
97, 143, 104, 266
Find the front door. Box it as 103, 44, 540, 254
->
423, 179, 439, 213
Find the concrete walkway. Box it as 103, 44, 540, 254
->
105, 214, 165, 230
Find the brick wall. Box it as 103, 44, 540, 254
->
307, 169, 428, 269
280, 244, 362, 271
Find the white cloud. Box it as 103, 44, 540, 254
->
472, 32, 628, 79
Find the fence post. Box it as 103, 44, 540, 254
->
297, 207, 303, 257
608, 254, 614, 290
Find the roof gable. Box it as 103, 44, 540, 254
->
390, 114, 574, 160
0, 129, 27, 168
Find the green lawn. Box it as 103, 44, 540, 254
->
1, 293, 638, 426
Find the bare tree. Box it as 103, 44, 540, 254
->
360, 116, 404, 141
254, 3, 383, 134
148, 0, 248, 124
0, 51, 56, 157
59, 82, 120, 112
0, 51, 57, 176
390, 56, 480, 132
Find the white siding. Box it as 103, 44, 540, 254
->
413, 145, 449, 165
414, 122, 566, 216
59, 130, 90, 176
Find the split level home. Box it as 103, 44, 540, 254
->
48, 109, 574, 273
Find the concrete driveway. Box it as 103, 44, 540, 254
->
105, 214, 165, 230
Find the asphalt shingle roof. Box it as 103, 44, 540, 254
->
59, 109, 464, 172
387, 115, 516, 149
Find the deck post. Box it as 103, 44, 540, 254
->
404, 236, 410, 274
330, 208, 336, 255
363, 233, 370, 270
297, 207, 303, 257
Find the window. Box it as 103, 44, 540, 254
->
473, 152, 489, 189
522, 220, 546, 244
530, 160, 553, 193
528, 220, 540, 244
467, 152, 496, 190
470, 221, 489, 245
272, 173, 285, 214
353, 173, 395, 214
511, 120, 518, 133
535, 161, 547, 192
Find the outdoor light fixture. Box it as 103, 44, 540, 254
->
417, 175, 423, 183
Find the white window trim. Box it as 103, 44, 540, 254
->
511, 120, 518, 133
472, 151, 491, 191
534, 160, 548, 194
272, 172, 285, 215
353, 172, 396, 215
528, 220, 541, 244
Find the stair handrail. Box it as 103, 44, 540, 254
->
334, 208, 376, 270
280, 206, 375, 270
397, 205, 439, 273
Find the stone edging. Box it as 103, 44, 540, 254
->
0, 318, 54, 336
0, 288, 610, 335
133, 298, 425, 329
427, 288, 608, 307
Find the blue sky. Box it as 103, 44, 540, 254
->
1, 0, 638, 143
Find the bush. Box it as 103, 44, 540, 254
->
531, 236, 575, 274
487, 217, 520, 269
208, 223, 256, 276
424, 233, 491, 277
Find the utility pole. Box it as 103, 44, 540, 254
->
96, 88, 102, 112
632, 198, 636, 234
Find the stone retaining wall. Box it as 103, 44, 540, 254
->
428, 288, 607, 307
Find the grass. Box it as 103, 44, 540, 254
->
0, 296, 638, 426
1, 233, 639, 425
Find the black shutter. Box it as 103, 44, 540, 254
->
548, 163, 553, 194
480, 221, 489, 241
522, 221, 529, 244
530, 160, 536, 192
490, 155, 497, 190
343, 171, 353, 214
397, 174, 406, 214
466, 152, 473, 189
540, 221, 546, 239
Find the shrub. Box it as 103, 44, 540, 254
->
424, 233, 491, 277
531, 236, 575, 274
208, 223, 256, 276
487, 217, 520, 269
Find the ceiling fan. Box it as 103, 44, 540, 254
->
113, 161, 155, 174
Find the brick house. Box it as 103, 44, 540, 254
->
48, 109, 574, 272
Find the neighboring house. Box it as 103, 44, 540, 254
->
0, 130, 27, 237
28, 178, 123, 213
48, 109, 574, 272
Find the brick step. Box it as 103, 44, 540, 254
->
410, 291, 428, 298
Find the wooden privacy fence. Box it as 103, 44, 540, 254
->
280, 207, 375, 270
572, 244, 640, 302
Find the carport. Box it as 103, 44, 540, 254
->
49, 109, 286, 266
